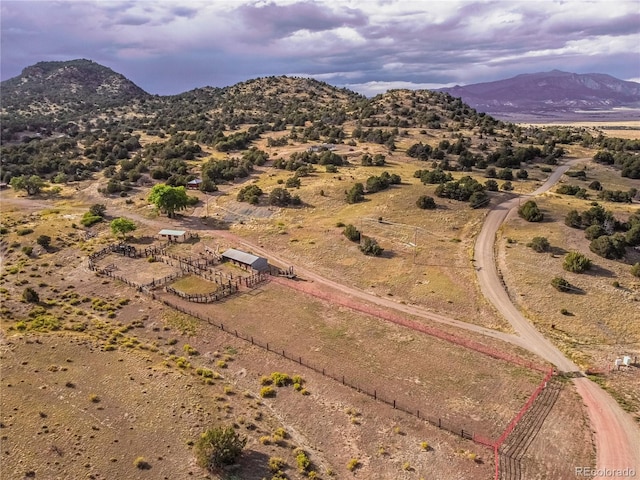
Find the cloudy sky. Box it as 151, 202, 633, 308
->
1, 0, 639, 96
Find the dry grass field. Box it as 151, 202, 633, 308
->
3, 107, 637, 478
0, 180, 596, 478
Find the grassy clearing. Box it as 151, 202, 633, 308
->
169, 275, 220, 294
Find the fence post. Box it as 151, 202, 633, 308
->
438, 418, 441, 428
374, 390, 376, 400
251, 337, 254, 345
342, 376, 345, 385
393, 400, 396, 409
299, 356, 302, 364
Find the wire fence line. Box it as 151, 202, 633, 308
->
86, 244, 557, 479
491, 368, 556, 480
148, 292, 489, 445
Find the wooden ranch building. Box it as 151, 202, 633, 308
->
158, 229, 186, 242
222, 248, 269, 272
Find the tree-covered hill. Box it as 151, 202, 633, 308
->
1, 59, 150, 140
1, 59, 638, 187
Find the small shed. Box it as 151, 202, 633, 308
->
187, 178, 202, 190
221, 248, 268, 272
158, 229, 186, 242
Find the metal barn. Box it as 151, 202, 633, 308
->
221, 248, 269, 272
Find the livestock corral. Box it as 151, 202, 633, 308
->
81, 233, 589, 479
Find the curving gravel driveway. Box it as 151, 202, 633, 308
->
473, 158, 640, 475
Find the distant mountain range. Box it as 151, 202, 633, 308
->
2, 60, 639, 127
439, 70, 640, 121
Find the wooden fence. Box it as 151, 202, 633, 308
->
165, 284, 238, 303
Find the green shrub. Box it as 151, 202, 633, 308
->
360, 236, 383, 256
237, 184, 263, 203
295, 449, 311, 473
346, 458, 360, 471
346, 183, 364, 204
631, 263, 640, 278
17, 228, 34, 236
527, 236, 550, 253
81, 213, 103, 227
133, 457, 151, 470
260, 386, 276, 398
22, 246, 33, 256
584, 224, 606, 240
196, 368, 214, 378
518, 200, 543, 222
183, 344, 198, 356
551, 277, 572, 292
268, 456, 286, 472
195, 426, 246, 472
36, 235, 51, 248
416, 195, 436, 209
22, 287, 39, 303
343, 224, 361, 242
590, 234, 626, 259
563, 252, 592, 273
89, 204, 107, 217
270, 372, 292, 387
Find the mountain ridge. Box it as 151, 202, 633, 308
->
439, 70, 640, 118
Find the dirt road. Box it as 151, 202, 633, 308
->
473, 159, 640, 475
473, 161, 580, 372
